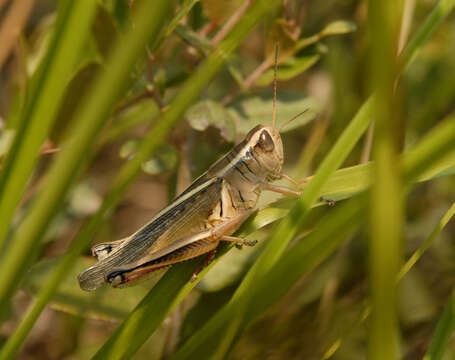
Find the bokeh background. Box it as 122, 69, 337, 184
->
0, 0, 455, 359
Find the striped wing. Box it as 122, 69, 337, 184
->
78, 177, 223, 290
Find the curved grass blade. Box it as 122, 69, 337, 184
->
398, 202, 455, 281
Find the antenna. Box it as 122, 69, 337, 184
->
279, 109, 309, 133
272, 43, 279, 129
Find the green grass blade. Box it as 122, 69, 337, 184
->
0, 0, 98, 250
423, 291, 455, 360
399, 0, 455, 71
398, 202, 455, 281
367, 1, 403, 359
0, 0, 176, 321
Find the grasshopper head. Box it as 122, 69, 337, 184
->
246, 125, 284, 180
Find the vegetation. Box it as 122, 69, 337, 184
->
0, 0, 454, 359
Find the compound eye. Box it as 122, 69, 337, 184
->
257, 130, 275, 152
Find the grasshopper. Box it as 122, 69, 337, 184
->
78, 48, 315, 291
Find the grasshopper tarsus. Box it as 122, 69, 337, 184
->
221, 236, 258, 248
246, 240, 258, 247
319, 196, 335, 207
234, 239, 257, 250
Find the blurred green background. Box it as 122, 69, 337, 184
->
0, 0, 454, 359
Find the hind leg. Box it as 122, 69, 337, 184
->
190, 249, 217, 281
108, 212, 252, 287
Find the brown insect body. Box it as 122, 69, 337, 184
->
78, 125, 287, 290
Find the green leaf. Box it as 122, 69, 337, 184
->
229, 90, 320, 135
120, 141, 178, 175
265, 18, 300, 61
119, 139, 138, 159
102, 98, 159, 144
320, 20, 357, 37
166, 0, 200, 37
257, 54, 320, 85
141, 144, 178, 175
175, 24, 212, 53
295, 20, 356, 52
69, 182, 102, 216
22, 257, 153, 321
186, 100, 236, 141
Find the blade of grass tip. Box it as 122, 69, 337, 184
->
368, 0, 403, 358
398, 202, 455, 281
0, 0, 177, 319
398, 0, 455, 71
0, 0, 98, 250
2, 1, 283, 360
173, 1, 455, 354
423, 290, 455, 360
